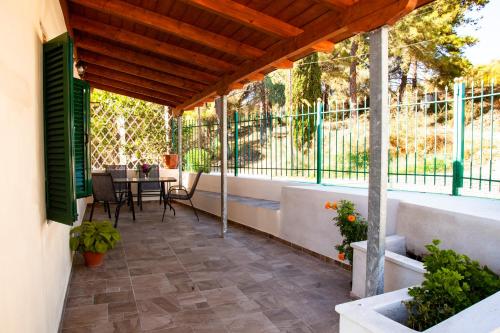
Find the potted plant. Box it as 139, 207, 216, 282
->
163, 151, 179, 169
325, 199, 368, 264
69, 221, 121, 268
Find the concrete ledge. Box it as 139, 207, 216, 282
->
351, 236, 425, 299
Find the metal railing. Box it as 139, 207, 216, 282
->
179, 81, 499, 198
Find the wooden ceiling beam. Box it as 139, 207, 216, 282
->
70, 15, 237, 73
273, 59, 294, 69
314, 0, 359, 10
85, 65, 193, 100
173, 0, 418, 113
312, 41, 335, 53
179, 0, 304, 38
85, 73, 183, 105
77, 50, 205, 93
75, 35, 218, 84
246, 73, 265, 82
89, 82, 175, 106
70, 0, 264, 59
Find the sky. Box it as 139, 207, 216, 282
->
457, 0, 500, 65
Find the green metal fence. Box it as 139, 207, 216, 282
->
178, 81, 499, 198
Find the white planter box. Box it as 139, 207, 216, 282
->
335, 288, 500, 333
351, 235, 425, 298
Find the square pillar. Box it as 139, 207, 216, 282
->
215, 95, 228, 237
366, 25, 389, 297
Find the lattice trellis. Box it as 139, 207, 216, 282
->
90, 89, 170, 170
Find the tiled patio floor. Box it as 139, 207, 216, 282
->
61, 201, 352, 333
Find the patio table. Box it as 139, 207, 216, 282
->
113, 177, 176, 220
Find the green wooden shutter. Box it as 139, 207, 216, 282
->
74, 79, 92, 198
43, 32, 77, 225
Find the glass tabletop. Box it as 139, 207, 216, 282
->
113, 177, 177, 183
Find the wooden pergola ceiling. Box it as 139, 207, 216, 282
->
61, 0, 433, 115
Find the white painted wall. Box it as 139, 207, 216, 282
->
0, 1, 86, 332
179, 172, 500, 274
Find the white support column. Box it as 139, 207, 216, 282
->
216, 95, 228, 237
177, 115, 183, 187
366, 25, 389, 297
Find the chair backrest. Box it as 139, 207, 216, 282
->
105, 165, 127, 191
139, 164, 160, 190
92, 172, 118, 202
187, 171, 203, 198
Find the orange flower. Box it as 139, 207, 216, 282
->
347, 215, 356, 222
324, 201, 331, 209
331, 201, 338, 210
338, 252, 345, 261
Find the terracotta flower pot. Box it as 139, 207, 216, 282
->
163, 154, 179, 169
83, 252, 105, 268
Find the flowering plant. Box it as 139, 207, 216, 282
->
141, 163, 152, 175
325, 200, 367, 264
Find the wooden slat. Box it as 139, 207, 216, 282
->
174, 0, 418, 112
88, 82, 177, 106
70, 15, 238, 72
314, 0, 358, 10
70, 0, 265, 59
78, 49, 206, 93
75, 35, 218, 84
179, 0, 304, 38
85, 73, 183, 104
85, 64, 193, 99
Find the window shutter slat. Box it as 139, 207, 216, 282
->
74, 79, 92, 198
43, 32, 77, 225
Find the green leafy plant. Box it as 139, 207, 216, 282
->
325, 200, 368, 264
70, 221, 121, 254
404, 240, 500, 331
184, 148, 211, 173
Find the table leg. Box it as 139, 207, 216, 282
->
129, 183, 135, 221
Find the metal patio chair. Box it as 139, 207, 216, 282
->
89, 172, 126, 228
162, 170, 203, 222
138, 164, 163, 210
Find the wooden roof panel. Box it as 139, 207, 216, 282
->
63, 0, 435, 110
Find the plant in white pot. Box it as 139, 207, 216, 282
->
69, 221, 121, 268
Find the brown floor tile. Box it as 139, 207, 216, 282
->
62, 202, 351, 333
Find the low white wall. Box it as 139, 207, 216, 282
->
280, 185, 400, 260
396, 195, 500, 274
178, 172, 500, 274
0, 1, 86, 332
351, 236, 425, 298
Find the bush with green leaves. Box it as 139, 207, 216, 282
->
185, 148, 211, 173
326, 199, 368, 264
404, 240, 500, 331
70, 221, 121, 254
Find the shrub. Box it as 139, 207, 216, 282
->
325, 200, 368, 264
185, 148, 211, 173
404, 240, 500, 331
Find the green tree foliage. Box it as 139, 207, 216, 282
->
184, 148, 211, 173
404, 240, 500, 331
292, 53, 322, 149
390, 0, 489, 90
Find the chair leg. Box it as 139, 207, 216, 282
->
114, 202, 123, 228
107, 202, 112, 218
162, 201, 167, 222
189, 198, 199, 222
89, 201, 95, 221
